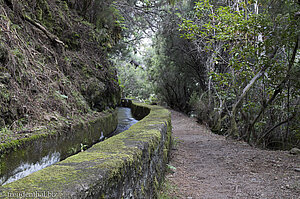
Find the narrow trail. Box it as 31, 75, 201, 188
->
165, 110, 300, 199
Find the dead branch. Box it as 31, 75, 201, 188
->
23, 15, 65, 47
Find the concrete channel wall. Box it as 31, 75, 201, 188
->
0, 101, 172, 198
0, 110, 118, 187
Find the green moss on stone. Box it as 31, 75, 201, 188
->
4, 165, 81, 192
1, 102, 172, 198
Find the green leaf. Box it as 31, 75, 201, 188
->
56, 91, 68, 99
167, 164, 176, 170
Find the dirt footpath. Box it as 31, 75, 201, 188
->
165, 110, 300, 199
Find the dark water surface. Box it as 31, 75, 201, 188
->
0, 107, 138, 186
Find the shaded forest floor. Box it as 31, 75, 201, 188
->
161, 110, 300, 199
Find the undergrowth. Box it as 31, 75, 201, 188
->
0, 0, 120, 143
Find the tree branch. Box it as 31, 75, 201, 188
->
258, 112, 297, 144
23, 15, 65, 47
250, 36, 299, 131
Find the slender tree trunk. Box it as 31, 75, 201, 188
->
229, 46, 278, 138
249, 37, 299, 144
230, 69, 264, 137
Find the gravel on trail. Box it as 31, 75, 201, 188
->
165, 110, 300, 199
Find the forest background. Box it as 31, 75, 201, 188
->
0, 0, 299, 150
111, 0, 300, 149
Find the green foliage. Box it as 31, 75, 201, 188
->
115, 60, 155, 101
55, 91, 68, 99
67, 0, 123, 48
142, 2, 205, 111
157, 178, 180, 199
167, 164, 176, 170
80, 143, 88, 152
177, 0, 300, 147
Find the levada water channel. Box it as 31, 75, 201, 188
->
0, 107, 138, 186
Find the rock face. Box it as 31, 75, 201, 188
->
0, 0, 121, 129
290, 148, 300, 155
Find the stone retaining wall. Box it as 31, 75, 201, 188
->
0, 102, 172, 198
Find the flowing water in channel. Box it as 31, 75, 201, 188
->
108, 107, 139, 137
0, 152, 61, 186
0, 107, 138, 186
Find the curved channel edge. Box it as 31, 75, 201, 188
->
0, 101, 172, 199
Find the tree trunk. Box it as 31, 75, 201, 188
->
249, 36, 299, 144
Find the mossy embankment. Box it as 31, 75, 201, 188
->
0, 102, 172, 198
0, 0, 121, 142
0, 0, 121, 186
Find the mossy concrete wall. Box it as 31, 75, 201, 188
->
0, 102, 172, 198
0, 110, 118, 185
